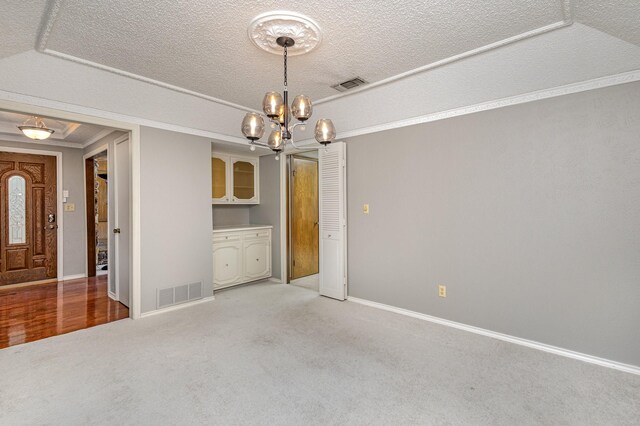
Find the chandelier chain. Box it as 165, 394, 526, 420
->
284, 45, 288, 88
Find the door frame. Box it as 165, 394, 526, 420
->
279, 147, 347, 294
82, 143, 112, 295
287, 154, 319, 281
0, 146, 63, 280
112, 133, 130, 305
0, 98, 142, 319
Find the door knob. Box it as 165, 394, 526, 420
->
113, 228, 121, 234
44, 224, 58, 230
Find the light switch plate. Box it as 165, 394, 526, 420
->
64, 203, 76, 212
363, 204, 369, 214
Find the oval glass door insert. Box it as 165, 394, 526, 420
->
8, 175, 27, 244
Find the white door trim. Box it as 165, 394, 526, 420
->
0, 145, 64, 280
112, 133, 131, 306
82, 143, 113, 298
0, 99, 142, 319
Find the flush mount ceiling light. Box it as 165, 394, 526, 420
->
241, 11, 335, 159
18, 116, 55, 140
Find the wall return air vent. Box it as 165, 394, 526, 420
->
331, 77, 368, 92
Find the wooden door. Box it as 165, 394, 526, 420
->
291, 156, 319, 280
0, 152, 57, 286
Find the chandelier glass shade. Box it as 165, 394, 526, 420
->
241, 36, 335, 157
18, 116, 55, 140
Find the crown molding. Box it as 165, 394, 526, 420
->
3, 67, 638, 151
36, 0, 64, 52
291, 68, 640, 146
0, 89, 248, 145
314, 19, 573, 105
0, 132, 83, 149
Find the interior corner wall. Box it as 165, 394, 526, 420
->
139, 126, 213, 313
345, 81, 640, 367
212, 205, 251, 227
249, 155, 281, 280
0, 140, 86, 277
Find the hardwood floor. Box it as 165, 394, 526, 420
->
0, 275, 128, 349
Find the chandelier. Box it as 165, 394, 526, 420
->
240, 35, 336, 159
18, 116, 55, 140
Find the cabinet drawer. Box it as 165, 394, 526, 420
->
243, 229, 271, 240
213, 233, 242, 243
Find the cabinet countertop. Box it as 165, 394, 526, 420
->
212, 224, 273, 233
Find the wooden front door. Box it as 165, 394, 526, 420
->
291, 156, 319, 280
0, 152, 57, 286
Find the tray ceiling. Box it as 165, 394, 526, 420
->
43, 0, 565, 109
0, 111, 116, 147
0, 1, 639, 115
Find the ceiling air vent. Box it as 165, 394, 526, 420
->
331, 77, 368, 92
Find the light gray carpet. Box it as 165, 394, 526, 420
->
1, 282, 638, 425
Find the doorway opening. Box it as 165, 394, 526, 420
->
0, 108, 132, 348
85, 152, 109, 278
287, 151, 319, 292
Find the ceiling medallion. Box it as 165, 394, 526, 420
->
248, 11, 322, 56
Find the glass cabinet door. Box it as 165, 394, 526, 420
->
212, 156, 228, 202
233, 160, 256, 202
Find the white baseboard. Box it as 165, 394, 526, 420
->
268, 277, 283, 284
347, 296, 640, 376
140, 296, 215, 318
59, 274, 86, 281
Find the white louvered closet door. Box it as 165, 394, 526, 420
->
319, 141, 347, 300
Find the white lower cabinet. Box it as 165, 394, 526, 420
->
213, 226, 272, 290
213, 243, 243, 287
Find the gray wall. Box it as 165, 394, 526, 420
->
250, 155, 281, 280
0, 140, 86, 277
140, 127, 213, 313
345, 81, 640, 367
212, 205, 251, 227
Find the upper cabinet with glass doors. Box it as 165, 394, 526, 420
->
211, 153, 259, 204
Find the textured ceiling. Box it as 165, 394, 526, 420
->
43, 0, 566, 109
1, 1, 639, 117
0, 111, 115, 145
0, 0, 48, 59
575, 0, 640, 47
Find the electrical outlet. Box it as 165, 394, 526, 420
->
64, 203, 76, 212
438, 285, 447, 298
363, 204, 369, 214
